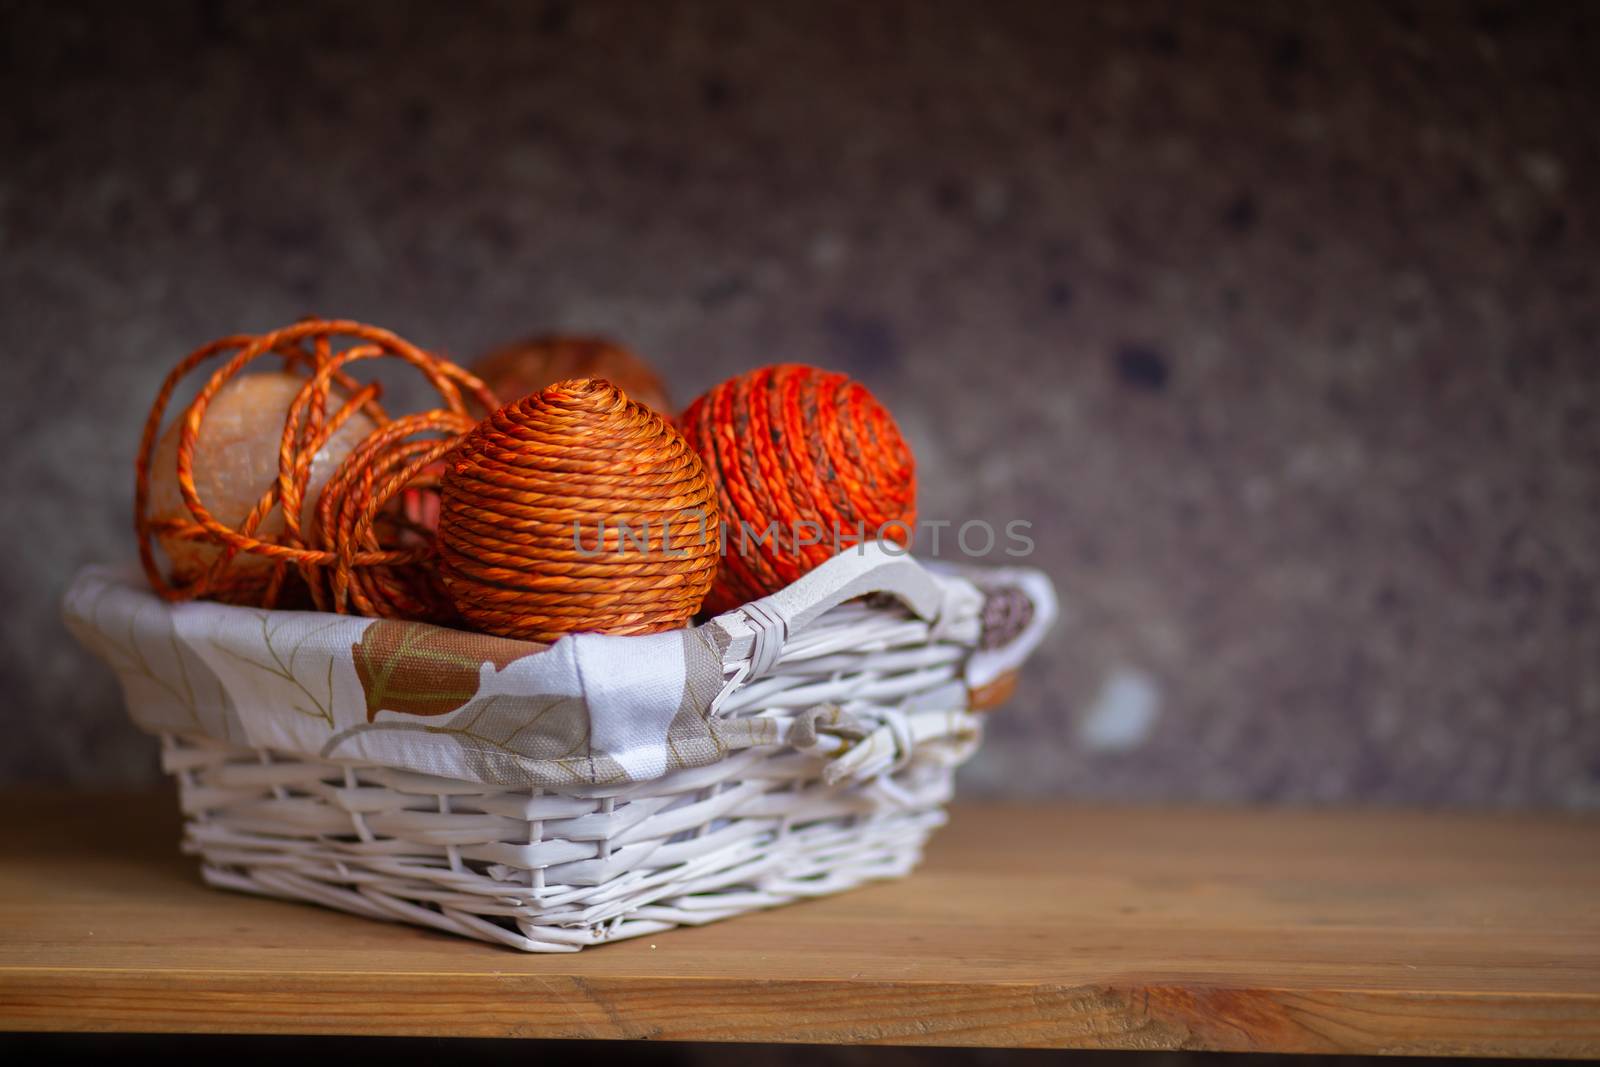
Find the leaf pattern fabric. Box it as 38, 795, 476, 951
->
60, 567, 244, 744
352, 621, 546, 721
63, 566, 739, 789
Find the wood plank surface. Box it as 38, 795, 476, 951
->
0, 790, 1596, 1055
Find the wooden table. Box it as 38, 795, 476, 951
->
0, 791, 1596, 1056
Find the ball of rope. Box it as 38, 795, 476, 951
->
437, 378, 719, 642
679, 364, 916, 613
472, 335, 674, 416
135, 318, 498, 621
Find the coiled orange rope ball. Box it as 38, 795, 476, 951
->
437, 378, 719, 642
398, 336, 673, 539
472, 335, 674, 416
136, 319, 497, 620
680, 364, 917, 614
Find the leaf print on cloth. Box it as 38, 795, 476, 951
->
665, 627, 732, 769
447, 691, 592, 763
318, 689, 609, 787
353, 620, 548, 721
62, 566, 243, 743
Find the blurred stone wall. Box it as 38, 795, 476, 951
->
3, 0, 1596, 805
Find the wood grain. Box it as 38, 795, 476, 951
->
1, 790, 1596, 1054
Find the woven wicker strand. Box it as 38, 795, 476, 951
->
438, 378, 720, 642
135, 318, 498, 619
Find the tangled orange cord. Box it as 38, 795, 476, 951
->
680, 364, 916, 614
135, 319, 498, 621
437, 378, 719, 642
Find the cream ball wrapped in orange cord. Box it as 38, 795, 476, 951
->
137, 318, 497, 620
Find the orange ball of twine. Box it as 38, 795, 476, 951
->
680, 364, 917, 614
135, 318, 498, 620
437, 378, 720, 642
472, 335, 674, 416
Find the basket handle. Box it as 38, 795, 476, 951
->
780, 701, 983, 795
708, 541, 978, 678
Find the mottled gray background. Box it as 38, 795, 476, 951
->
3, 0, 1597, 806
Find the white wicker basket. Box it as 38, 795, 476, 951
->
67, 544, 1054, 952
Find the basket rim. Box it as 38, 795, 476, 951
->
64, 544, 1056, 793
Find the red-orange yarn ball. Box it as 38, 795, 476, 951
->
437, 378, 720, 642
679, 364, 917, 614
